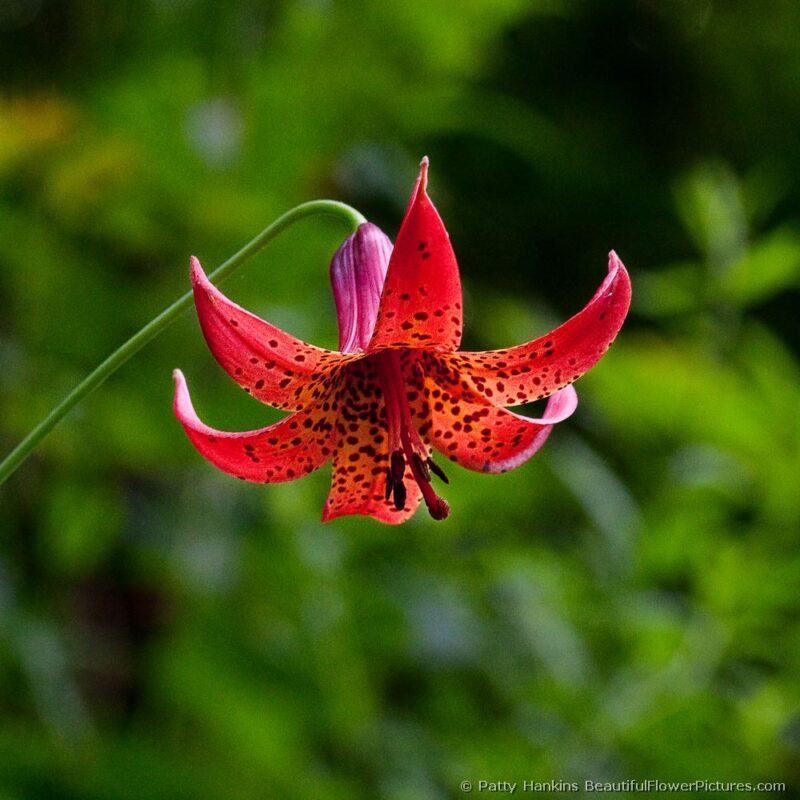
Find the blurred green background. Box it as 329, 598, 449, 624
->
1, 1, 799, 797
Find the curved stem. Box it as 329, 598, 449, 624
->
0, 200, 367, 487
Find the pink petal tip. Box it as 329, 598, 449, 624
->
418, 156, 429, 190
190, 255, 204, 284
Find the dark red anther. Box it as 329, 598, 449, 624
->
393, 479, 407, 511
411, 452, 431, 482
427, 457, 449, 484
390, 449, 405, 482
384, 469, 394, 501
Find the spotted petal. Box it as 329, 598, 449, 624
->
173, 369, 337, 482
322, 360, 421, 524
191, 257, 358, 411
436, 252, 631, 405
409, 358, 577, 473
368, 159, 463, 352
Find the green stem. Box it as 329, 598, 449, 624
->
0, 200, 366, 487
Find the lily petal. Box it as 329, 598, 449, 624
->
409, 359, 578, 472
191, 257, 358, 411
436, 252, 631, 405
330, 222, 392, 353
173, 369, 337, 482
368, 158, 463, 352
322, 360, 421, 524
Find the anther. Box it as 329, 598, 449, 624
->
390, 449, 405, 482
393, 479, 407, 511
384, 469, 394, 501
411, 452, 431, 482
427, 457, 449, 484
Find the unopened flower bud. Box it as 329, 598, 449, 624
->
330, 222, 393, 353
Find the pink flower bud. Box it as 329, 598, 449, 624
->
330, 222, 392, 354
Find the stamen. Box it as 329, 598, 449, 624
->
390, 449, 406, 482
374, 349, 450, 520
411, 452, 431, 482
384, 469, 394, 501
407, 449, 450, 520
427, 457, 449, 484
393, 480, 407, 511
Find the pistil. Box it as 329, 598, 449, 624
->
373, 350, 450, 519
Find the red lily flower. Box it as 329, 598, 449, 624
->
173, 158, 631, 524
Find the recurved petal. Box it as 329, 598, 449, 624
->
368, 158, 463, 352
173, 369, 337, 483
408, 359, 577, 472
322, 360, 421, 524
437, 252, 631, 406
191, 256, 358, 411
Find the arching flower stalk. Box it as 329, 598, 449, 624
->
173, 159, 631, 523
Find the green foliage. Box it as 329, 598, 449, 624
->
2, 1, 799, 796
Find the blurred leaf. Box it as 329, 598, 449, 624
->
42, 481, 123, 575
0, 94, 75, 176
673, 162, 747, 266
720, 226, 800, 305
634, 261, 705, 318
